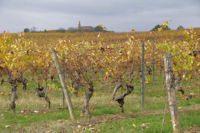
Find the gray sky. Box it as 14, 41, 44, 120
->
0, 0, 200, 32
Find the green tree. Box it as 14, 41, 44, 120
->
177, 25, 184, 30
24, 28, 30, 33
94, 25, 104, 32
57, 28, 66, 33
151, 24, 170, 31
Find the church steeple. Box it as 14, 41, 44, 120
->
78, 21, 81, 30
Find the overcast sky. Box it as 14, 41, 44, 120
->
0, 0, 200, 32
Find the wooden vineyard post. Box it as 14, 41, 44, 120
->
164, 52, 182, 133
141, 41, 145, 111
62, 57, 66, 108
152, 46, 155, 84
51, 49, 75, 120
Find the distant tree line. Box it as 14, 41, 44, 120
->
24, 24, 185, 33
24, 25, 107, 33
151, 24, 184, 31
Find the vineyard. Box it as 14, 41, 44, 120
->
0, 24, 200, 132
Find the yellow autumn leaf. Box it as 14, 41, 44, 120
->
99, 24, 103, 28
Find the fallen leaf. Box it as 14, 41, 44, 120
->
141, 123, 146, 128
34, 110, 39, 113
46, 130, 53, 133
89, 124, 93, 128
90, 106, 95, 112
132, 123, 136, 128
89, 128, 96, 131
5, 125, 11, 128
178, 107, 182, 110
43, 112, 47, 114
146, 126, 150, 129
20, 110, 25, 113
168, 120, 172, 122
108, 117, 114, 121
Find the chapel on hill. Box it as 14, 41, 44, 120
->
78, 21, 94, 31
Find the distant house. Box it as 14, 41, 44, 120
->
78, 21, 94, 32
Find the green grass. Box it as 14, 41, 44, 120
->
0, 70, 200, 132
91, 106, 120, 116
88, 111, 200, 133
193, 98, 200, 104
0, 109, 68, 131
